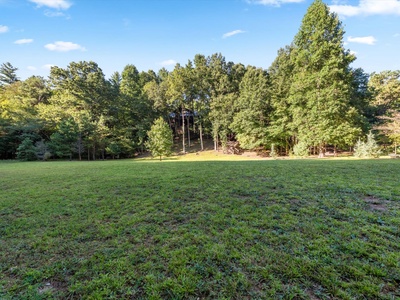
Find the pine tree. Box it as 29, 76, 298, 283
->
0, 62, 19, 86
16, 137, 37, 161
268, 46, 295, 154
145, 117, 173, 161
289, 0, 361, 157
230, 66, 271, 150
353, 131, 381, 158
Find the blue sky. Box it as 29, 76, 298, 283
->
1, 0, 400, 80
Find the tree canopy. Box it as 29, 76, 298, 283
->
1, 0, 398, 160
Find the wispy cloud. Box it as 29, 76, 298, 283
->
161, 59, 177, 67
0, 25, 9, 33
45, 41, 86, 52
394, 33, 400, 37
44, 10, 68, 17
29, 0, 72, 10
247, 0, 304, 7
330, 0, 400, 17
348, 36, 377, 45
27, 66, 37, 71
14, 38, 34, 44
42, 64, 55, 70
222, 30, 245, 39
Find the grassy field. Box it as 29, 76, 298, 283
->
0, 157, 399, 299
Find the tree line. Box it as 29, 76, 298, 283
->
1, 0, 399, 160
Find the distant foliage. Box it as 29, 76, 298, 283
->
0, 1, 398, 161
16, 138, 37, 161
35, 140, 51, 161
354, 132, 381, 158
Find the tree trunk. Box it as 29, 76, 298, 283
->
78, 134, 82, 161
182, 105, 185, 153
334, 145, 337, 157
93, 145, 96, 161
187, 115, 191, 149
395, 142, 397, 155
318, 144, 324, 158
200, 123, 204, 151
160, 155, 162, 161
214, 132, 218, 151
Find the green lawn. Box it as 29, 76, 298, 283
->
0, 158, 399, 299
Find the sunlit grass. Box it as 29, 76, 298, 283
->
1, 158, 399, 299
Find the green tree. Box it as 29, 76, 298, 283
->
49, 118, 79, 160
231, 66, 271, 150
166, 62, 195, 153
119, 64, 155, 153
145, 117, 173, 160
268, 46, 295, 154
0, 62, 19, 86
376, 110, 400, 155
368, 70, 400, 117
349, 68, 372, 132
208, 54, 244, 151
16, 137, 37, 161
49, 61, 111, 118
289, 0, 361, 157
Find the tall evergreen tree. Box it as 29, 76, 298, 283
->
268, 46, 295, 153
0, 62, 19, 86
289, 0, 361, 156
231, 66, 271, 150
145, 117, 173, 161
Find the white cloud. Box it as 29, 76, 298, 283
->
247, 0, 304, 6
222, 30, 245, 38
350, 50, 357, 56
42, 64, 55, 70
45, 41, 86, 52
0, 25, 9, 33
330, 0, 400, 16
394, 33, 400, 37
14, 39, 34, 44
29, 0, 72, 10
44, 10, 67, 17
348, 36, 377, 45
27, 66, 37, 71
161, 59, 177, 67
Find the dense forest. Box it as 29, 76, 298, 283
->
1, 0, 399, 160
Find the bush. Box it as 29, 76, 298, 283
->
354, 132, 381, 158
293, 141, 309, 157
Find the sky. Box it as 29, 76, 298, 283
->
1, 0, 400, 80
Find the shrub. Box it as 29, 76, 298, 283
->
293, 140, 309, 157
354, 131, 381, 158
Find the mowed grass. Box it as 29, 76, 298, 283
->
0, 158, 399, 299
